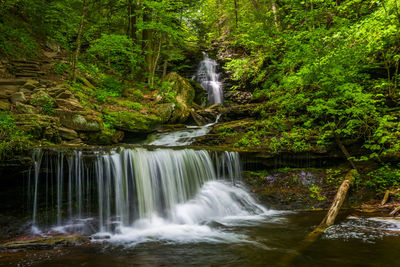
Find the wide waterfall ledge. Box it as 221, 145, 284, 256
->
28, 147, 277, 245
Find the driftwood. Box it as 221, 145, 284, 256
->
281, 169, 357, 266
381, 189, 400, 205
390, 206, 400, 216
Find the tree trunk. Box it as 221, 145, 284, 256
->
233, 0, 238, 29
72, 0, 88, 83
270, 0, 279, 29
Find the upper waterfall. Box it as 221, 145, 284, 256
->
196, 53, 224, 105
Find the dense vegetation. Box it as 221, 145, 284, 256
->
2, 0, 400, 193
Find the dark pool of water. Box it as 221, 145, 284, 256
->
1, 211, 399, 267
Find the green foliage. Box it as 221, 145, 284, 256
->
309, 184, 327, 202
52, 62, 68, 75
0, 112, 31, 159
118, 100, 143, 111
157, 81, 177, 104
87, 34, 143, 75
366, 165, 400, 193
41, 100, 55, 116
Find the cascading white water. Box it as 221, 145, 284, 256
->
197, 53, 224, 105
29, 147, 272, 244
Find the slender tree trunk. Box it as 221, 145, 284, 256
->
233, 0, 238, 29
72, 0, 88, 83
270, 0, 279, 29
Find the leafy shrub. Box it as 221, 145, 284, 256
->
41, 100, 55, 116
53, 62, 68, 75
0, 112, 31, 159
366, 165, 400, 194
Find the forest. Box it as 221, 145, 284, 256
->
1, 0, 400, 266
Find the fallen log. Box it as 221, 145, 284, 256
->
390, 206, 400, 216
381, 188, 400, 206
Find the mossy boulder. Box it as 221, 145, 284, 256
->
15, 102, 38, 114
164, 72, 195, 105
84, 130, 124, 145
104, 110, 161, 133
55, 109, 102, 132
0, 99, 11, 111
30, 90, 53, 106
154, 103, 175, 123
163, 72, 196, 123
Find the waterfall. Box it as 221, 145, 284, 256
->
196, 53, 224, 105
29, 147, 266, 237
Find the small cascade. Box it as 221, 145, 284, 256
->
28, 147, 266, 237
196, 53, 224, 105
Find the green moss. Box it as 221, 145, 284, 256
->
104, 110, 161, 133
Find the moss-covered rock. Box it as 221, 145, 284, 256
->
104, 110, 161, 133
164, 72, 195, 105
55, 109, 102, 132
85, 129, 124, 145
15, 102, 38, 114
163, 72, 196, 123
30, 90, 53, 106
0, 99, 11, 111
154, 103, 174, 123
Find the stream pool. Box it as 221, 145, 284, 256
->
1, 211, 399, 266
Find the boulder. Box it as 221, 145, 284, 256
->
85, 130, 124, 145
30, 90, 53, 106
154, 103, 175, 123
56, 90, 74, 99
0, 99, 11, 111
164, 72, 195, 104
162, 72, 197, 123
10, 92, 27, 104
48, 87, 66, 97
15, 102, 38, 114
58, 127, 79, 140
55, 109, 101, 132
56, 98, 84, 111
22, 79, 40, 90
103, 110, 161, 133
19, 88, 33, 96
190, 80, 209, 107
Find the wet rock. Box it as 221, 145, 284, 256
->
43, 126, 61, 143
55, 109, 101, 132
10, 92, 27, 104
15, 102, 38, 114
30, 90, 53, 106
0, 235, 89, 250
22, 79, 39, 90
190, 79, 209, 107
56, 98, 84, 111
0, 99, 11, 111
58, 127, 79, 140
225, 91, 253, 104
84, 130, 124, 145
